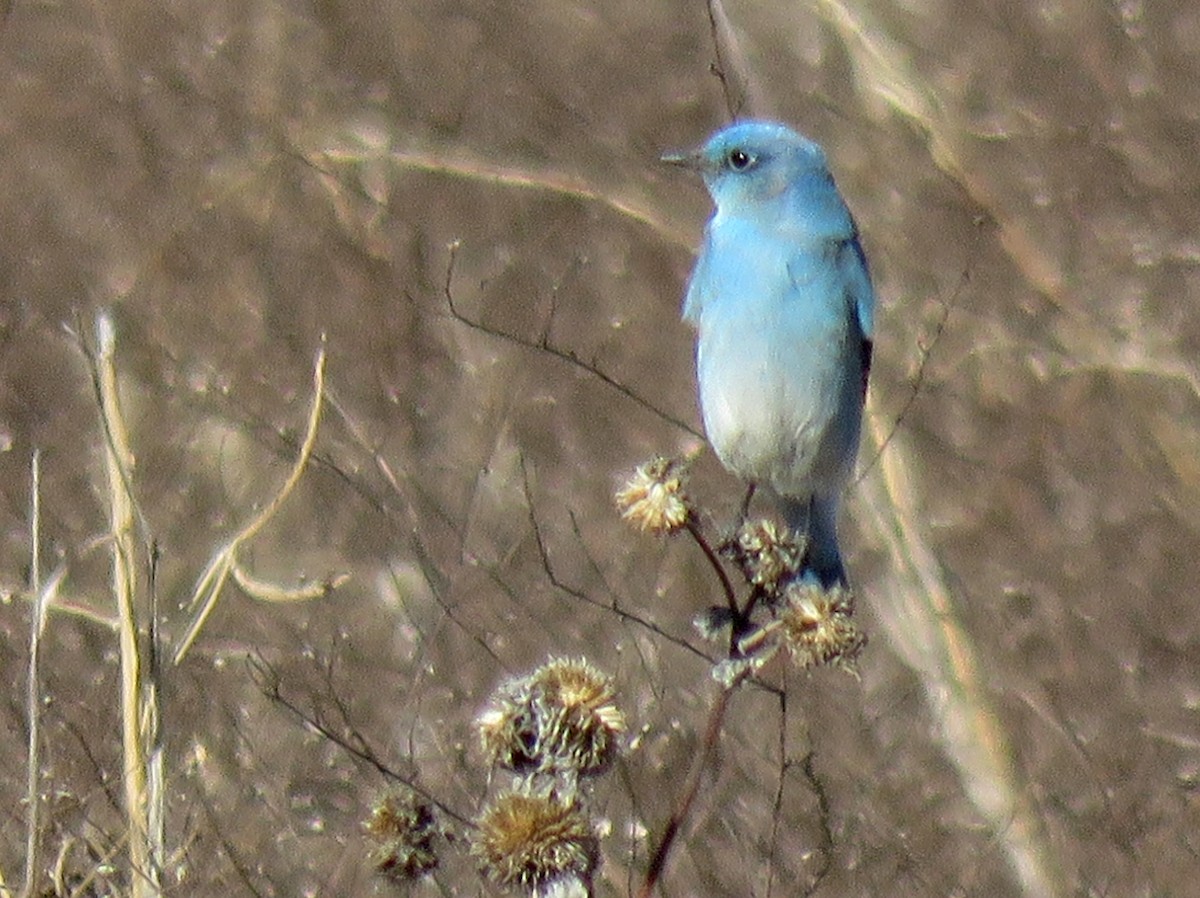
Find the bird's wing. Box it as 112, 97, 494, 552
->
681, 228, 715, 325
840, 233, 875, 396
843, 233, 874, 340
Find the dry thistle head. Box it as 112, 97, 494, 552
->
364, 789, 439, 881
722, 518, 807, 596
777, 582, 866, 672
615, 456, 691, 535
472, 789, 596, 894
530, 657, 625, 774
478, 657, 625, 775
478, 677, 541, 772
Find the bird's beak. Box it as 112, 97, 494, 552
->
660, 148, 704, 171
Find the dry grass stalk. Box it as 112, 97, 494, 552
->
15, 452, 67, 898
20, 449, 42, 898
94, 312, 163, 898
171, 337, 329, 666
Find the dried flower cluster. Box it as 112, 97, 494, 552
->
478, 657, 625, 776
472, 790, 596, 893
771, 582, 865, 671
615, 456, 691, 535
364, 789, 439, 881
729, 567, 867, 677
617, 455, 869, 677
722, 518, 807, 597
472, 657, 624, 896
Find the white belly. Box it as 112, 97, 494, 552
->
695, 293, 862, 499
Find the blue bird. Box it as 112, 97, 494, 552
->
664, 120, 874, 589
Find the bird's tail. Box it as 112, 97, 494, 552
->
782, 495, 847, 589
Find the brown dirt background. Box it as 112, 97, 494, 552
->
0, 1, 1198, 895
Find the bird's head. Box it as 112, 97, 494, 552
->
663, 120, 853, 238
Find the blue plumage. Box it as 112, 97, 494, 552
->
666, 121, 874, 588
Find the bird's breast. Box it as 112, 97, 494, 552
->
692, 238, 863, 496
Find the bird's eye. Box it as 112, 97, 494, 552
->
726, 149, 753, 171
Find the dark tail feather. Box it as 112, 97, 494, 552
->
782, 495, 847, 589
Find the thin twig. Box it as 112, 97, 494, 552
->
766, 690, 787, 898
706, 0, 743, 118
519, 456, 714, 664
798, 752, 834, 896
66, 830, 128, 898
684, 519, 739, 626
194, 789, 268, 898
636, 671, 748, 898
440, 242, 700, 438
763, 697, 834, 898
63, 718, 124, 816
248, 655, 473, 829
856, 226, 980, 481
405, 528, 505, 667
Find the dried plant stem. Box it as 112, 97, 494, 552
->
705, 0, 749, 118
20, 450, 43, 898
685, 520, 737, 615
859, 404, 1064, 897
636, 670, 747, 898
95, 313, 162, 898
305, 139, 690, 250
172, 338, 327, 666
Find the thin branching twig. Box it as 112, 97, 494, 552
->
797, 751, 834, 896
440, 242, 700, 438
519, 455, 714, 665
856, 221, 982, 482
248, 654, 473, 829
636, 670, 749, 898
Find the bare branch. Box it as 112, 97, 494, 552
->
636, 672, 749, 898
247, 654, 473, 829
857, 221, 983, 481
441, 242, 700, 438
706, 0, 745, 118
798, 752, 834, 896
519, 455, 715, 665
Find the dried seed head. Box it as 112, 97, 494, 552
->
777, 583, 866, 672
530, 657, 625, 774
364, 789, 439, 881
530, 658, 620, 725
472, 790, 596, 891
723, 519, 807, 596
478, 658, 625, 775
478, 679, 541, 772
615, 457, 691, 535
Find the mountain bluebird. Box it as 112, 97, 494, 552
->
664, 120, 874, 588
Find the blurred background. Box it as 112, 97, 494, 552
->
0, 0, 1198, 895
